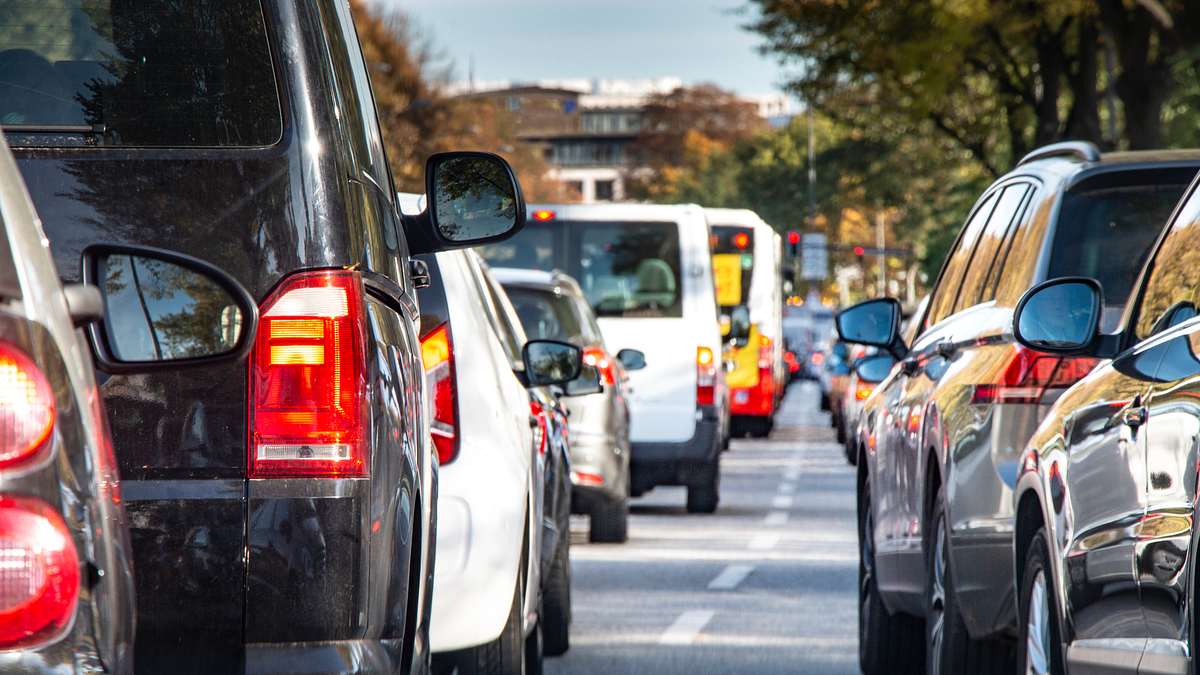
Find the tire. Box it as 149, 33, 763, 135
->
524, 610, 543, 675
925, 489, 1013, 675
589, 497, 628, 543
542, 524, 572, 656
456, 576, 527, 675
858, 474, 924, 675
1016, 529, 1065, 675
686, 460, 719, 514
747, 417, 773, 438
820, 392, 830, 411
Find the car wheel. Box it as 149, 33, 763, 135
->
747, 417, 773, 438
1016, 528, 1064, 675
524, 607, 544, 675
820, 392, 830, 411
686, 460, 719, 514
456, 575, 527, 675
858, 475, 924, 674
926, 490, 1013, 674
590, 497, 628, 543
542, 524, 572, 656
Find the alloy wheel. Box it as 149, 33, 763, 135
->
858, 481, 875, 661
1024, 570, 1051, 675
928, 515, 947, 675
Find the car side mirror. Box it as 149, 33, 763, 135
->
1013, 277, 1102, 354
564, 364, 604, 396
854, 354, 897, 384
406, 151, 527, 254
81, 244, 258, 373
616, 348, 646, 371
523, 340, 583, 387
836, 298, 904, 357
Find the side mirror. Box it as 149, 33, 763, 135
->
564, 364, 603, 396
81, 244, 258, 373
616, 348, 646, 371
728, 306, 751, 344
854, 354, 897, 384
523, 340, 583, 387
837, 298, 902, 351
1013, 277, 1102, 354
405, 152, 527, 254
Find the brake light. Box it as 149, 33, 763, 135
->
855, 383, 874, 401
697, 346, 717, 406
0, 343, 55, 470
530, 399, 548, 456
0, 496, 79, 648
249, 271, 368, 478
532, 209, 556, 222
971, 345, 1099, 405
811, 352, 825, 366
421, 323, 459, 465
583, 346, 616, 386
758, 336, 773, 370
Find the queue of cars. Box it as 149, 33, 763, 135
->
835, 141, 1200, 674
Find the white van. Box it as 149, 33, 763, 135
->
705, 208, 785, 436
482, 203, 728, 513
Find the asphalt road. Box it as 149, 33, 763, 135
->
548, 382, 859, 675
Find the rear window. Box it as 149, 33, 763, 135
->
710, 225, 753, 310
481, 223, 556, 271
1048, 171, 1193, 330
505, 286, 585, 343
1, 0, 282, 147
576, 221, 683, 318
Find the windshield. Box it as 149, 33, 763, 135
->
504, 286, 585, 343
710, 225, 754, 310
1048, 173, 1193, 331
0, 0, 281, 147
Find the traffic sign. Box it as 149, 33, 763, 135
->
801, 233, 827, 280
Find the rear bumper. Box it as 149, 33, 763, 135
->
566, 431, 626, 507
630, 406, 719, 493
246, 639, 403, 674
729, 375, 777, 418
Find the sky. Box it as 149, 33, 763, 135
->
375, 0, 794, 97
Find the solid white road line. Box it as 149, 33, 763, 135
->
707, 564, 755, 591
659, 610, 716, 645
749, 533, 780, 551
764, 511, 789, 526
771, 495, 794, 509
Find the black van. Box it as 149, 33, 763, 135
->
3, 1, 526, 672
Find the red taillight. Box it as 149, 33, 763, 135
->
530, 399, 548, 456
583, 346, 616, 386
697, 346, 717, 406
0, 496, 79, 648
421, 323, 459, 465
0, 343, 55, 470
249, 271, 369, 478
571, 470, 604, 487
532, 209, 556, 222
810, 352, 825, 366
758, 336, 773, 371
971, 345, 1099, 405
855, 384, 874, 401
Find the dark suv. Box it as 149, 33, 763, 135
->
838, 142, 1200, 674
3, 2, 526, 673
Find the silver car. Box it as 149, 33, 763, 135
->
494, 268, 644, 543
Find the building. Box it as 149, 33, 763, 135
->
451, 78, 794, 203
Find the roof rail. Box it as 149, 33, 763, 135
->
1017, 141, 1102, 167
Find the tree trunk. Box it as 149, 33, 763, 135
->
1097, 0, 1176, 149
1065, 18, 1103, 145
1033, 28, 1065, 146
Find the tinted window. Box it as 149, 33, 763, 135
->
1136, 184, 1200, 338
1, 0, 281, 147
481, 222, 556, 271
505, 286, 585, 343
1052, 173, 1192, 333
927, 191, 997, 327
576, 222, 683, 318
957, 184, 1029, 310
710, 225, 754, 310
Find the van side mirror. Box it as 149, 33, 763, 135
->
836, 298, 903, 357
854, 354, 897, 384
564, 364, 604, 396
616, 349, 646, 371
406, 151, 526, 254
523, 340, 583, 387
81, 244, 258, 373
1013, 278, 1102, 354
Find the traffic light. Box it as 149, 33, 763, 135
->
787, 230, 800, 256
853, 245, 865, 258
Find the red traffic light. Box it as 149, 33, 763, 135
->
733, 232, 750, 250
787, 231, 800, 245
853, 246, 866, 256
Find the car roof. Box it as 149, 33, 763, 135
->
703, 207, 769, 230
1011, 148, 1200, 185
527, 202, 704, 223
491, 266, 584, 296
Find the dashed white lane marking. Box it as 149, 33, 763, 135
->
659, 609, 716, 645
749, 534, 780, 550
764, 511, 789, 526
771, 495, 794, 509
707, 564, 755, 591
779, 481, 796, 493
783, 467, 800, 481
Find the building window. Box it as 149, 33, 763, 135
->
507, 96, 521, 111
595, 180, 615, 202
567, 181, 584, 198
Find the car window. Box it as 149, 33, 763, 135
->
1053, 172, 1193, 334
464, 255, 524, 366
985, 186, 1036, 300
1135, 184, 1200, 339
1, 0, 282, 147
926, 190, 998, 327
573, 221, 684, 319
956, 184, 1030, 310
482, 222, 558, 271
505, 286, 586, 344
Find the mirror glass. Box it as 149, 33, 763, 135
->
855, 354, 897, 383
99, 253, 243, 362
617, 348, 646, 371
432, 155, 519, 242
1017, 281, 1098, 350
837, 299, 898, 346
565, 365, 604, 396
524, 340, 583, 386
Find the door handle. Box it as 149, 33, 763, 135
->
1122, 401, 1148, 430
935, 341, 957, 359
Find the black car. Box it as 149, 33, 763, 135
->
3, 2, 525, 672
